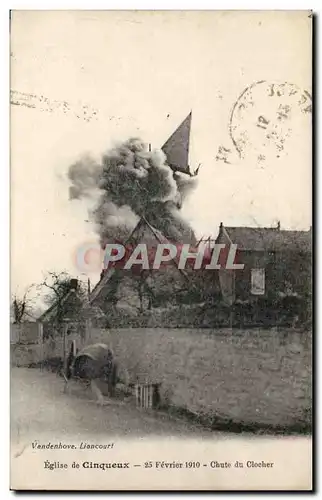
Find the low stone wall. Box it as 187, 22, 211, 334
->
10, 335, 82, 368
11, 326, 311, 430
88, 327, 312, 429
10, 322, 41, 345
10, 343, 42, 367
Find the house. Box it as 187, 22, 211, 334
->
38, 279, 88, 340
215, 222, 312, 299
214, 222, 312, 325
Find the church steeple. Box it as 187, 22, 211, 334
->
161, 112, 200, 177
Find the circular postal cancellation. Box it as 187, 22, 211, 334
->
229, 80, 312, 162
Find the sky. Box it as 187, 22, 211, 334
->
10, 10, 312, 297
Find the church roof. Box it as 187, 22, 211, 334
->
89, 216, 189, 305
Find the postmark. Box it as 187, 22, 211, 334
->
229, 80, 312, 161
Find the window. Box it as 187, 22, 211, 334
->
251, 268, 265, 295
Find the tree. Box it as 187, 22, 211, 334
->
38, 271, 88, 336
134, 271, 153, 313
11, 285, 37, 324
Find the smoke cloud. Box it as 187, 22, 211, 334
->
68, 155, 102, 200
68, 138, 197, 247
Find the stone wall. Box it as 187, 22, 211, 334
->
10, 334, 79, 368
10, 343, 42, 367
88, 327, 312, 429
12, 325, 311, 430
10, 322, 40, 344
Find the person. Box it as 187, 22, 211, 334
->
101, 350, 118, 397
63, 341, 76, 393
65, 341, 75, 380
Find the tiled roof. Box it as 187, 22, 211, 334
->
89, 216, 188, 304
38, 289, 83, 322
217, 225, 312, 252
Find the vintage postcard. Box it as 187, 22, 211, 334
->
10, 10, 313, 491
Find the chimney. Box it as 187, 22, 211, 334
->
215, 222, 224, 243
70, 279, 78, 291
277, 221, 281, 230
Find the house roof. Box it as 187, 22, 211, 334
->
38, 285, 84, 322
216, 224, 312, 252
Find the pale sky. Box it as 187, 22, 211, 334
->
10, 10, 312, 295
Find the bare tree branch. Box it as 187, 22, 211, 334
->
38, 271, 88, 337
11, 284, 37, 324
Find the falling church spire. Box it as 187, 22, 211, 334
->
162, 112, 200, 177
